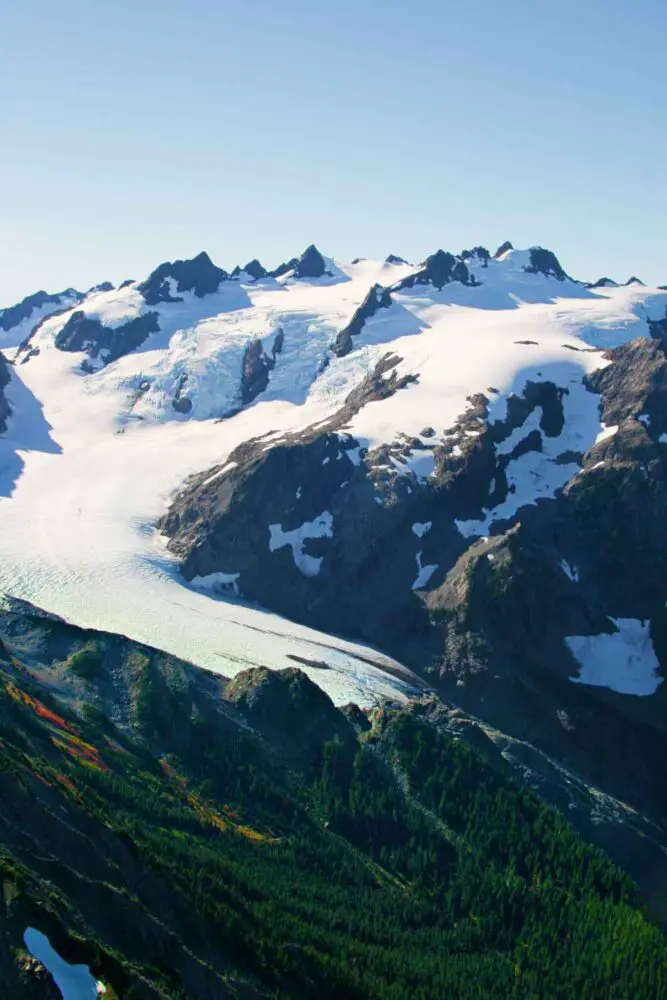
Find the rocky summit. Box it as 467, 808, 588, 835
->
1, 240, 667, 996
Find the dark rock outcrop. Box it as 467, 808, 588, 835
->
269, 257, 299, 279
493, 240, 514, 258
0, 289, 82, 333
0, 353, 12, 432
239, 329, 283, 406
626, 276, 645, 286
385, 254, 407, 265
172, 376, 193, 414
54, 310, 160, 365
524, 246, 568, 281
86, 281, 114, 295
393, 250, 474, 291
331, 284, 392, 357
242, 258, 267, 280
588, 277, 618, 289
461, 246, 491, 266
139, 251, 227, 305
294, 244, 327, 279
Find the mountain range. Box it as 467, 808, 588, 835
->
1, 239, 667, 997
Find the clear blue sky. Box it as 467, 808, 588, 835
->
2, 0, 665, 303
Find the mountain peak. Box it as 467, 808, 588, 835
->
242, 258, 267, 280
295, 244, 327, 279
524, 246, 568, 281
396, 249, 472, 291
493, 240, 514, 259
139, 251, 227, 305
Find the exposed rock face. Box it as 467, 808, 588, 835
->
493, 240, 514, 258
649, 308, 667, 347
0, 353, 12, 433
393, 249, 474, 291
139, 251, 227, 304
240, 330, 283, 405
461, 246, 491, 266
160, 369, 572, 658
54, 310, 160, 365
242, 258, 267, 280
385, 253, 407, 264
331, 284, 392, 357
626, 276, 645, 286
172, 375, 193, 414
588, 277, 618, 289
267, 245, 329, 281
269, 257, 299, 279
86, 281, 114, 294
0, 289, 82, 333
524, 246, 568, 280
294, 244, 327, 279
160, 334, 667, 851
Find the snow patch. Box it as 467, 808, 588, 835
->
560, 559, 579, 582
595, 423, 618, 444
412, 551, 438, 590
411, 521, 432, 538
190, 570, 240, 596
269, 511, 333, 577
567, 619, 663, 696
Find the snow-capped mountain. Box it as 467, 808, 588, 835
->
2, 239, 667, 867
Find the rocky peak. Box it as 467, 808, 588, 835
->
493, 240, 514, 259
0, 289, 83, 333
139, 251, 228, 305
86, 281, 114, 295
461, 246, 491, 266
294, 244, 327, 279
625, 276, 645, 286
242, 258, 267, 280
223, 666, 355, 763
385, 253, 408, 265
394, 249, 473, 291
524, 246, 568, 281
588, 277, 618, 289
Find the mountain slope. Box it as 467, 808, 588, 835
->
2, 240, 667, 933
1, 598, 666, 999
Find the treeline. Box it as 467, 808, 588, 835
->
2, 667, 667, 998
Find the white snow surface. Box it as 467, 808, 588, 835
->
1, 250, 666, 703
411, 521, 432, 538
567, 619, 663, 696
24, 928, 104, 999
269, 511, 334, 577
412, 551, 438, 590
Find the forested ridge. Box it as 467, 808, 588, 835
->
0, 607, 665, 998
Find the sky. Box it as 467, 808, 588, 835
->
1, 0, 666, 304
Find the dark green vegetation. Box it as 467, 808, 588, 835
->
0, 601, 666, 998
